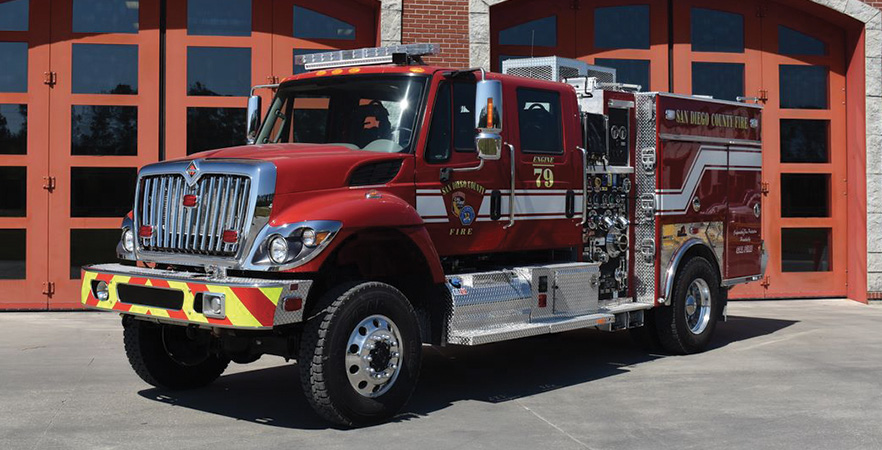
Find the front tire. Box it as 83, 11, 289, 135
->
122, 317, 229, 389
656, 257, 722, 354
299, 282, 422, 427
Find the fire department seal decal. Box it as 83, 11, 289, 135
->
451, 192, 475, 226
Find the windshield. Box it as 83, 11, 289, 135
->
256, 75, 428, 153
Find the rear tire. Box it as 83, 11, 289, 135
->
299, 282, 422, 427
122, 318, 229, 389
656, 257, 722, 354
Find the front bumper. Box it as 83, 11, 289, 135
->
81, 263, 312, 330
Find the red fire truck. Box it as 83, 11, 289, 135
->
80, 44, 764, 426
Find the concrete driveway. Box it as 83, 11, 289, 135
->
1, 299, 880, 449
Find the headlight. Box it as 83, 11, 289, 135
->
92, 280, 110, 301
122, 228, 134, 253
302, 228, 317, 247
268, 235, 289, 264
253, 220, 342, 268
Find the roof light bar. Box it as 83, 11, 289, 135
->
295, 43, 439, 71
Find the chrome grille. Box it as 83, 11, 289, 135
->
137, 174, 252, 256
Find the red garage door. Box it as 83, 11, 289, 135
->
491, 0, 850, 299
0, 0, 378, 310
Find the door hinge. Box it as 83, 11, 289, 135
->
42, 281, 56, 297
760, 276, 770, 289
42, 176, 56, 192
266, 75, 279, 84
43, 71, 57, 87
760, 181, 770, 196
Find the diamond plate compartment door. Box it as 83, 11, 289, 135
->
549, 263, 600, 315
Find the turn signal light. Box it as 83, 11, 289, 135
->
138, 225, 154, 238
222, 230, 238, 244
182, 194, 198, 207
283, 297, 303, 312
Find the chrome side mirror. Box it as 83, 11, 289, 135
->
246, 95, 262, 144
474, 79, 503, 160
475, 79, 503, 134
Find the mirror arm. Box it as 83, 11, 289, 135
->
451, 159, 485, 174
503, 143, 516, 230
250, 83, 279, 96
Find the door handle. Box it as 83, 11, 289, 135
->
490, 190, 502, 221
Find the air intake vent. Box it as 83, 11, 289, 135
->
349, 160, 403, 186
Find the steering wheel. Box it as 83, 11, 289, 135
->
393, 126, 414, 145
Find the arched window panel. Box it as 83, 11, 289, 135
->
499, 15, 557, 47
72, 0, 139, 34
293, 6, 356, 40
594, 5, 650, 50
778, 26, 826, 56
691, 7, 744, 53
0, 0, 28, 32
187, 0, 252, 37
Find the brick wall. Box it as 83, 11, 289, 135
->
401, 0, 470, 67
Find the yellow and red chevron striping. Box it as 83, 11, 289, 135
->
81, 267, 287, 329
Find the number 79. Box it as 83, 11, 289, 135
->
534, 168, 554, 188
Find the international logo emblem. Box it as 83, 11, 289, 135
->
184, 160, 200, 186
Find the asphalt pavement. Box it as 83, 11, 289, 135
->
1, 299, 881, 449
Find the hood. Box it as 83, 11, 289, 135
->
183, 143, 409, 194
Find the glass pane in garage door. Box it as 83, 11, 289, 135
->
46, 0, 161, 309
272, 0, 378, 88
0, 0, 51, 309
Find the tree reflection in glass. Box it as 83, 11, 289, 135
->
0, 104, 27, 155
187, 104, 246, 155
71, 95, 137, 156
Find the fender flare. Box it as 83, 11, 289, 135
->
270, 191, 445, 283
661, 238, 723, 303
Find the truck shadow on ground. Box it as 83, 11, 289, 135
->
137, 314, 796, 429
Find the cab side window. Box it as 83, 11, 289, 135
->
426, 82, 477, 163
517, 88, 563, 154
426, 83, 452, 163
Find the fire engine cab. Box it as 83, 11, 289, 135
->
80, 44, 765, 426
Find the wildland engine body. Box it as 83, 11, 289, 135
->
80, 44, 765, 426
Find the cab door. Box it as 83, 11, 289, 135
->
503, 85, 582, 253
413, 75, 511, 257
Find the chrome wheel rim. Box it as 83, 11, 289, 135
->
684, 278, 712, 335
345, 314, 403, 398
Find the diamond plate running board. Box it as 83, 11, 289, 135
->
448, 312, 616, 346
